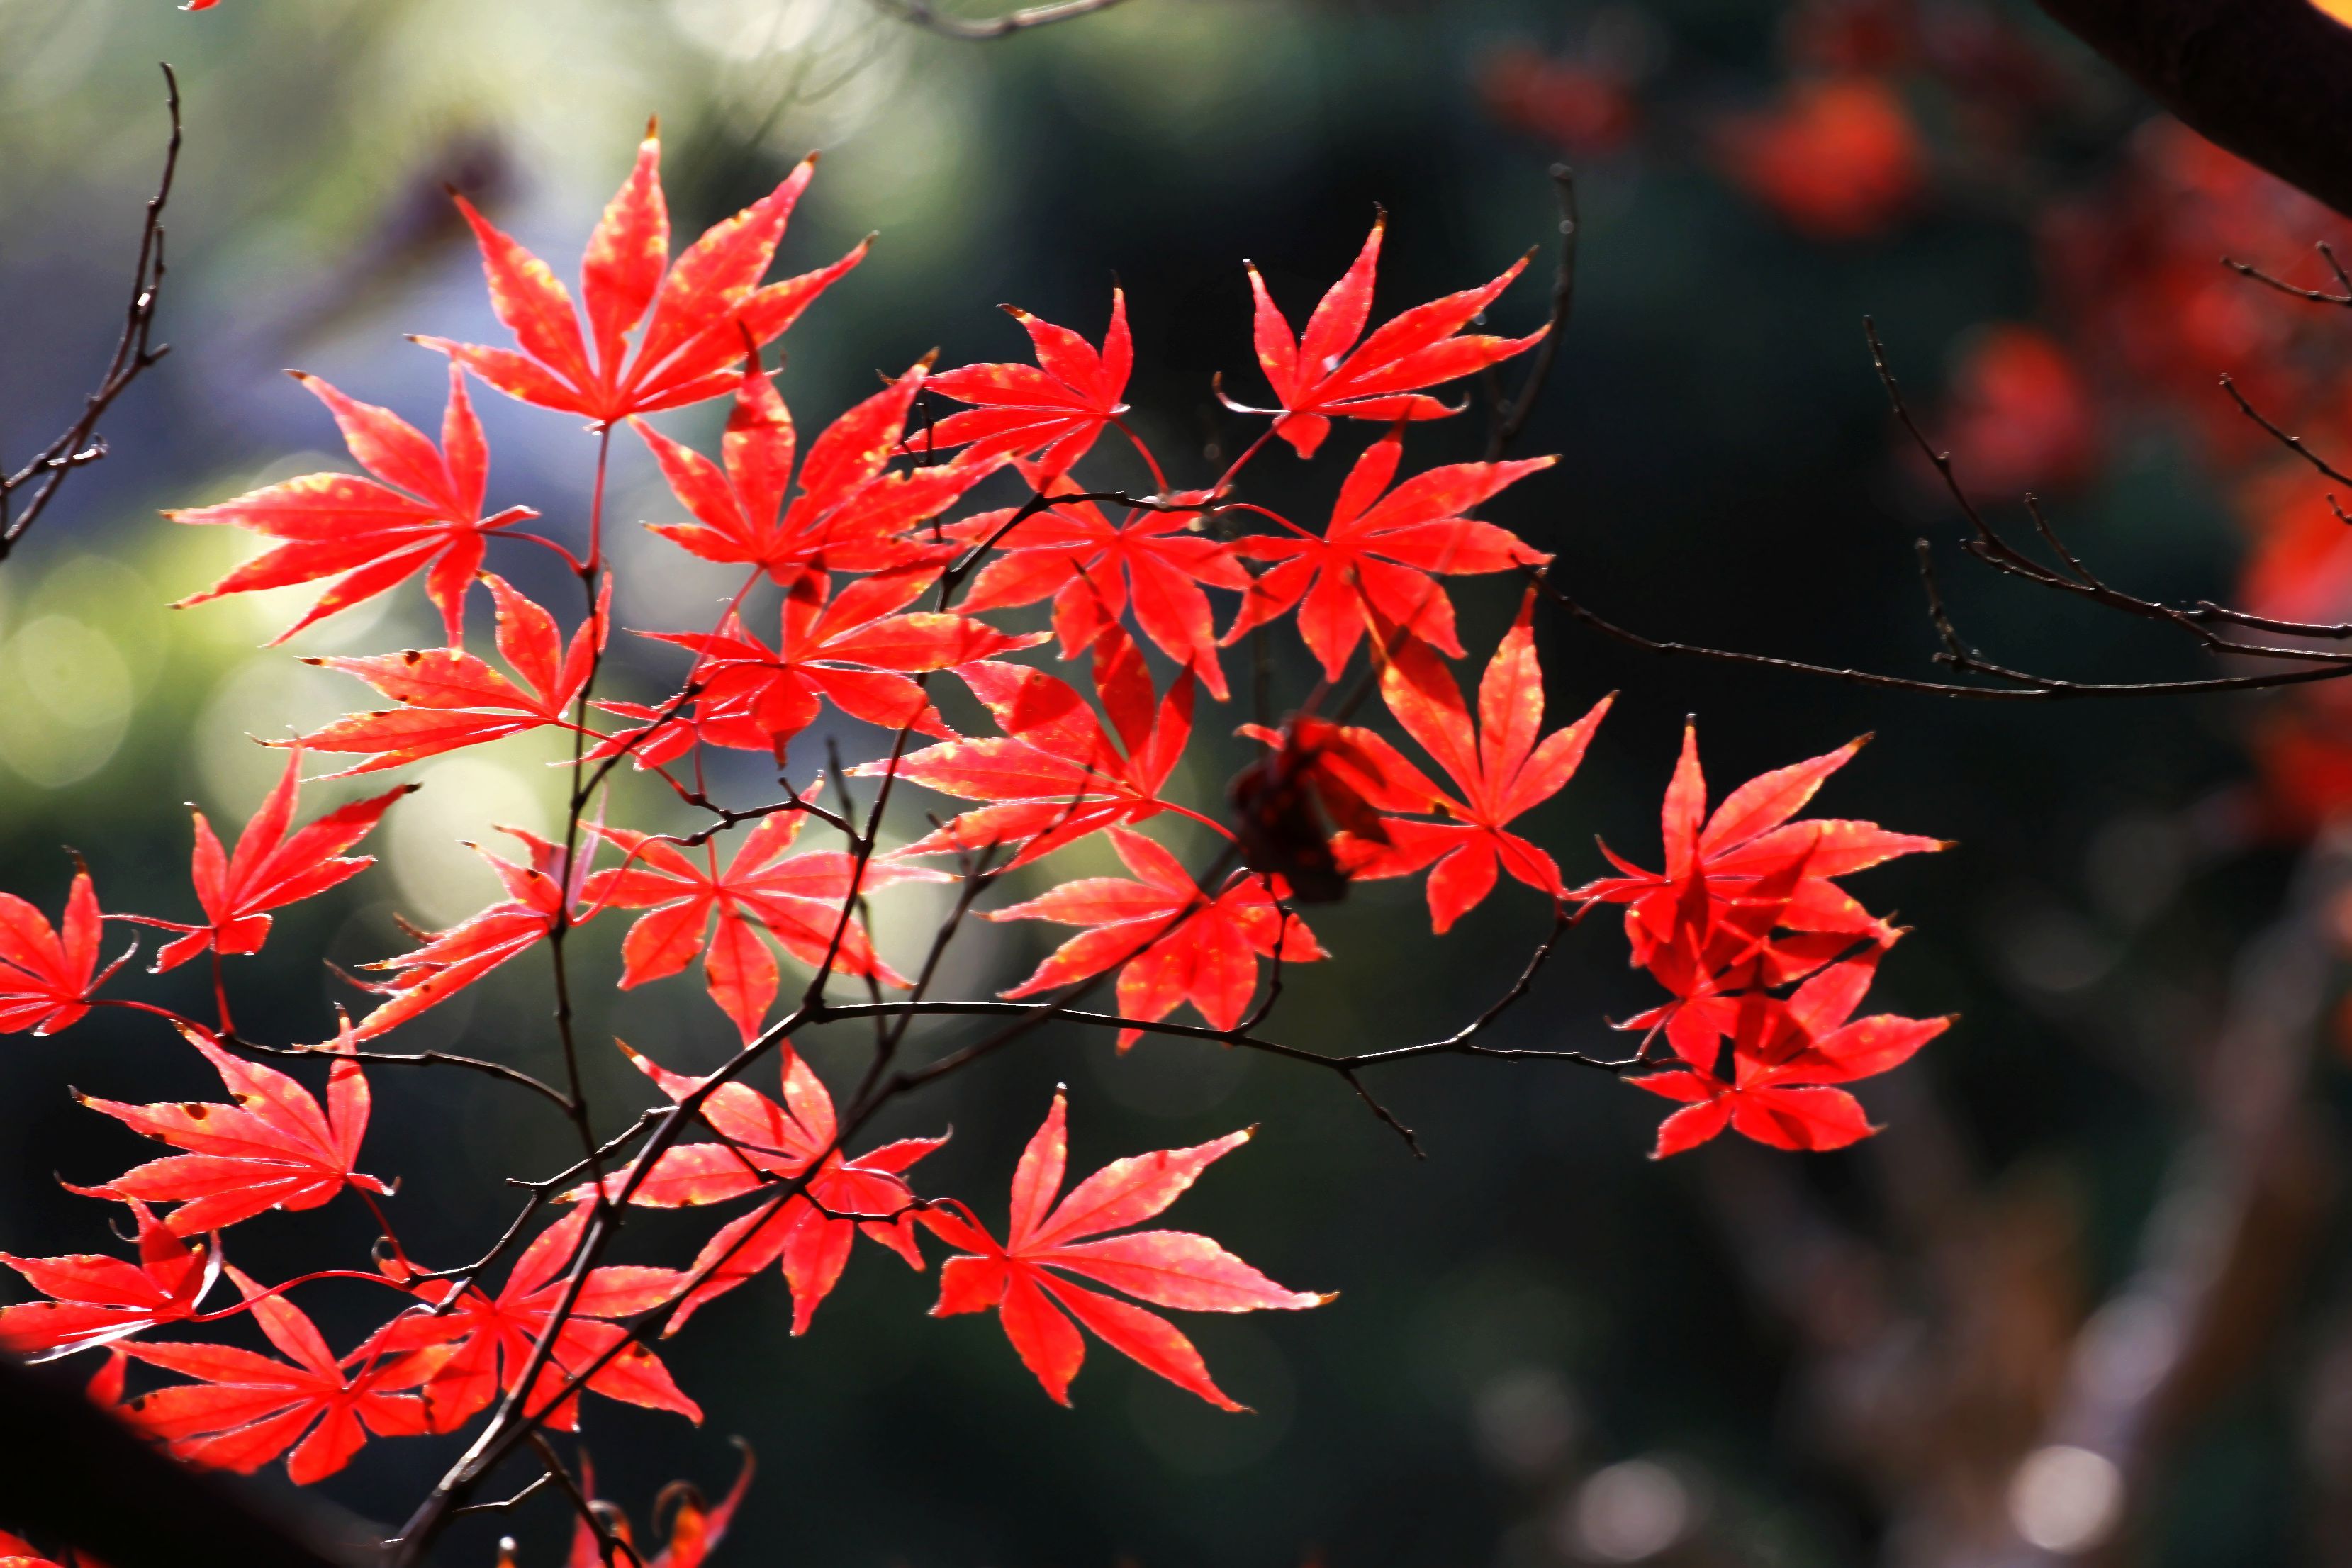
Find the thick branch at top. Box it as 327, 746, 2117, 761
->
2037, 0, 2352, 218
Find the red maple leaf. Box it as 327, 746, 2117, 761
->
418, 124, 866, 425
1610, 841, 1886, 1075
583, 808, 946, 1041
168, 366, 536, 646
870, 620, 1206, 871
923, 289, 1133, 475
921, 1090, 1327, 1409
71, 1021, 387, 1236
0, 863, 108, 1037
1224, 429, 1554, 683
571, 1042, 943, 1336
1228, 713, 1422, 902
632, 359, 997, 587
982, 827, 1323, 1048
949, 467, 1245, 699
1631, 950, 1949, 1157
350, 827, 587, 1043
0, 1530, 72, 1568
1334, 591, 1611, 931
126, 751, 412, 974
0, 1199, 220, 1359
289, 573, 607, 775
584, 692, 752, 773
634, 564, 1039, 765
1572, 724, 1945, 974
119, 1268, 437, 1483
371, 1205, 693, 1433
1225, 215, 1547, 457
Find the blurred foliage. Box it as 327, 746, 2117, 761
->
3, 1, 2347, 1565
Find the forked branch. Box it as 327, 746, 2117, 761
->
1546, 310, 2352, 702
0, 64, 181, 565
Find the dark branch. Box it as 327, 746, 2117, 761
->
1538, 316, 2352, 701
1485, 164, 1579, 461
0, 1354, 357, 1568
2221, 371, 2352, 486
2034, 0, 2352, 221
2227, 242, 2352, 306
0, 64, 181, 564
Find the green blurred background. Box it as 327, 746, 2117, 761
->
2, 1, 2343, 1564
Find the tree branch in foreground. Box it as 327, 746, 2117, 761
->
0, 1354, 357, 1568
2034, 0, 2352, 221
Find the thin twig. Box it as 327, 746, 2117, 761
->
449, 1470, 554, 1519
525, 1435, 642, 1568
0, 64, 181, 564
1533, 320, 2352, 701
866, 0, 1135, 40
2221, 371, 2352, 486
1485, 164, 1578, 461
242, 1036, 574, 1114
2224, 243, 2352, 306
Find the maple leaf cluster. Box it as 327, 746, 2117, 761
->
1575, 726, 1950, 1156
0, 118, 1949, 1555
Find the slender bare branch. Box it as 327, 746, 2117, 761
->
2221, 371, 2352, 486
0, 64, 181, 564
1486, 164, 1578, 461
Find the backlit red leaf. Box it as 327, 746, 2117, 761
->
628, 564, 1034, 767
1226, 430, 1555, 682
584, 808, 946, 1040
869, 621, 1200, 871
636, 359, 999, 586
1574, 723, 1945, 978
983, 827, 1324, 1048
924, 289, 1133, 475
120, 1268, 435, 1483
0, 866, 106, 1037
0, 1200, 219, 1360
420, 128, 865, 425
169, 366, 532, 645
1630, 951, 1950, 1156
1226, 216, 1547, 457
369, 1206, 693, 1433
1334, 590, 1611, 931
131, 751, 411, 974
289, 574, 607, 775
350, 828, 584, 1042
924, 1092, 1325, 1408
950, 466, 1243, 699
72, 1020, 388, 1235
